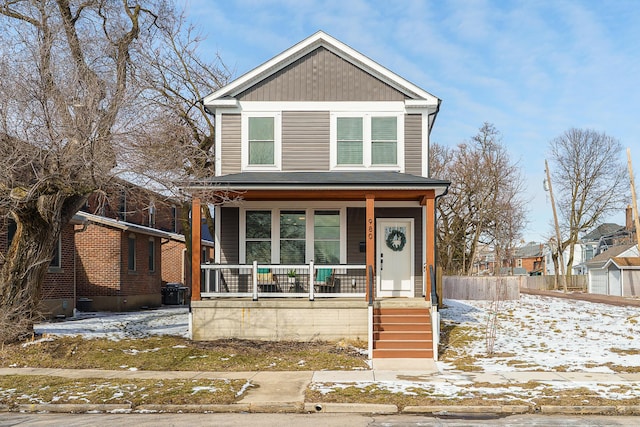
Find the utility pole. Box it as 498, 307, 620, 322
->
627, 148, 640, 248
545, 159, 567, 292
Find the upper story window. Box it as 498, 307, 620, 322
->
331, 113, 403, 170
242, 113, 281, 171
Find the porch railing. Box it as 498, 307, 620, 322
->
201, 261, 367, 300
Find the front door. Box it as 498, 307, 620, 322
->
377, 218, 414, 297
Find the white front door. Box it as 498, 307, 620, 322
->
377, 218, 414, 297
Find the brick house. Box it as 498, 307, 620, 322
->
1, 182, 213, 318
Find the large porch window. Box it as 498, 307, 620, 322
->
280, 211, 305, 264
314, 210, 340, 264
246, 210, 272, 263
241, 208, 345, 265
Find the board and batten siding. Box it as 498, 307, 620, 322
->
219, 207, 239, 264
282, 111, 330, 171
220, 114, 241, 175
404, 114, 423, 176
236, 47, 410, 102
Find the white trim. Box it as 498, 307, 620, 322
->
422, 112, 430, 178
330, 112, 404, 171
215, 111, 223, 176
237, 101, 408, 113
241, 112, 282, 171
214, 205, 221, 262
376, 218, 415, 297
203, 31, 439, 105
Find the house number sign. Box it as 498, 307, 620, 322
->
367, 218, 373, 240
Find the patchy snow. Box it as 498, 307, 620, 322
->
30, 294, 640, 402
34, 306, 189, 340
439, 294, 640, 372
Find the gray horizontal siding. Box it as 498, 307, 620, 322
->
404, 114, 422, 176
282, 111, 330, 171
237, 47, 408, 102
220, 207, 239, 264
221, 114, 241, 175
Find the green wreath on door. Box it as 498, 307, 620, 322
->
386, 229, 406, 251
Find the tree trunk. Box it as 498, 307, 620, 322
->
0, 193, 86, 343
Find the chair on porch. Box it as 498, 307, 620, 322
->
256, 268, 281, 292
314, 268, 335, 293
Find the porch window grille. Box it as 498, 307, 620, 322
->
371, 116, 397, 164
246, 210, 271, 263
248, 117, 275, 165
337, 117, 363, 165
314, 210, 340, 264
280, 211, 305, 264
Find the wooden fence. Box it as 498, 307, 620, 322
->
442, 275, 587, 300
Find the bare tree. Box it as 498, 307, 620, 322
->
120, 8, 237, 265
0, 0, 175, 342
548, 128, 627, 274
431, 123, 527, 275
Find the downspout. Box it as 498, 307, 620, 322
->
73, 220, 88, 317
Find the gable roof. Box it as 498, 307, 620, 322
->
581, 223, 625, 241
586, 243, 639, 268
515, 242, 543, 258
74, 212, 213, 245
607, 257, 640, 269
203, 31, 439, 106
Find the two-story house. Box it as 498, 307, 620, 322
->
185, 32, 449, 361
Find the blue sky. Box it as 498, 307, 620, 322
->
183, 0, 640, 243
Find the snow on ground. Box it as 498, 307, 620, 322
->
33, 295, 640, 400
439, 294, 640, 373
35, 306, 189, 340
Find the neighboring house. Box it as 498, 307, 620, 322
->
543, 242, 590, 276
184, 31, 450, 360
506, 242, 544, 276
587, 243, 640, 297
1, 182, 212, 318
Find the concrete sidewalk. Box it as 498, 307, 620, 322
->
2, 363, 640, 415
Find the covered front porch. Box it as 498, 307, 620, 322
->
186, 172, 448, 359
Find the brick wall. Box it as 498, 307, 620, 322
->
119, 232, 162, 297
162, 239, 186, 284
75, 224, 122, 297
41, 222, 76, 301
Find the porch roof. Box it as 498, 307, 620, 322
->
183, 171, 449, 202
183, 171, 449, 197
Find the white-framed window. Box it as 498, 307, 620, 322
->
280, 210, 306, 264
313, 210, 340, 264
240, 207, 346, 265
331, 113, 403, 170
241, 112, 282, 171
245, 210, 272, 263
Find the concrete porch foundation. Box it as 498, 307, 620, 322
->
191, 299, 369, 341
